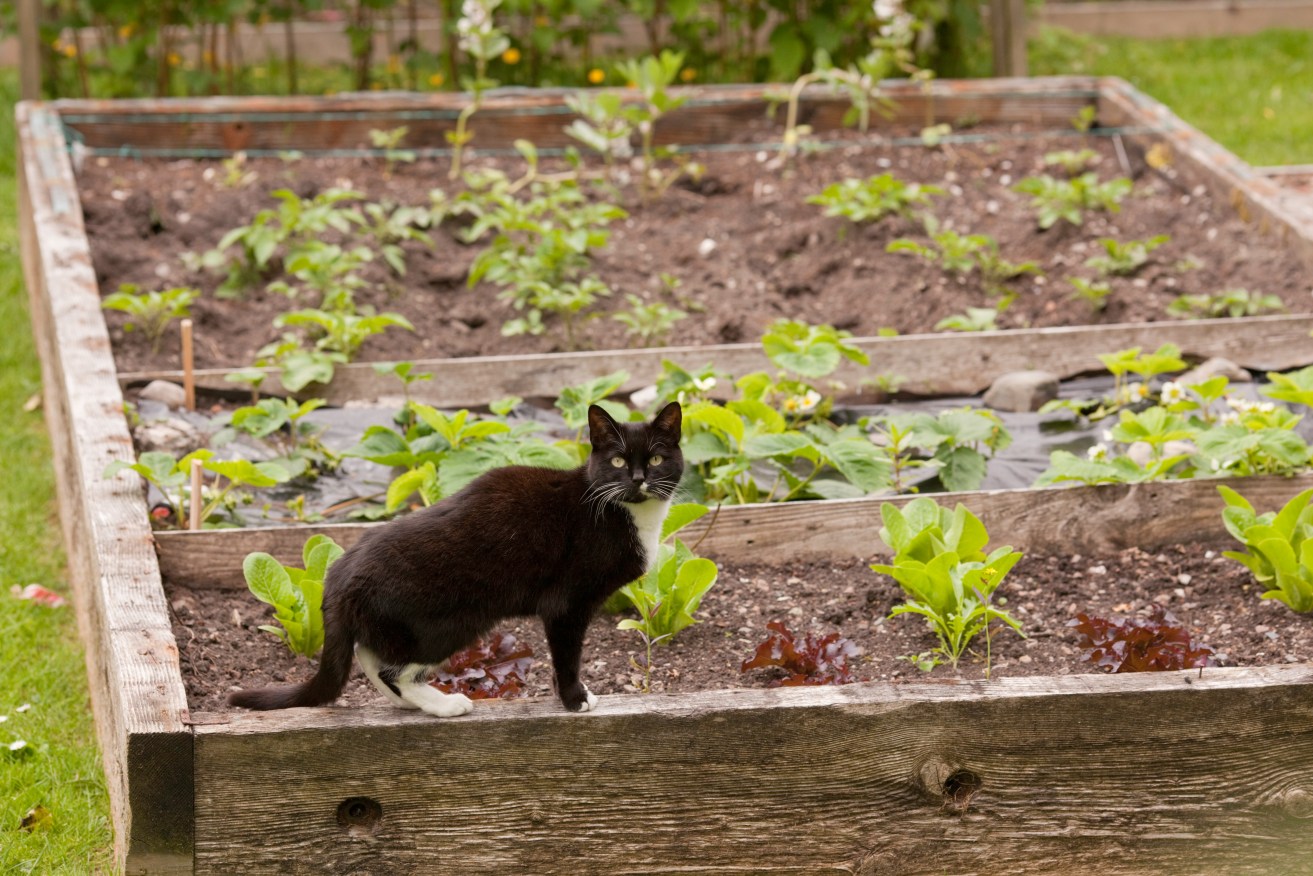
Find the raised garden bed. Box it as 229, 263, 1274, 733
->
19, 77, 1313, 874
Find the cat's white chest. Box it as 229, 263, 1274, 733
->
620, 499, 670, 572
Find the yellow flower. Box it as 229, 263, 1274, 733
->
534, 15, 549, 26
387, 54, 402, 76
117, 24, 135, 39
167, 52, 181, 67
202, 50, 214, 65
428, 72, 445, 87
58, 42, 77, 58
501, 47, 521, 65
679, 67, 696, 82
587, 68, 605, 85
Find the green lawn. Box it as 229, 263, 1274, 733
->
1032, 27, 1313, 167
0, 72, 114, 874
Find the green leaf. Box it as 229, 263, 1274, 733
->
686, 402, 746, 446
744, 431, 812, 460
662, 503, 710, 541
243, 553, 298, 610
342, 425, 416, 467
936, 446, 988, 493
387, 463, 437, 512
823, 440, 891, 494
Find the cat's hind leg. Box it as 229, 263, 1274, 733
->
383, 662, 474, 718
356, 645, 419, 709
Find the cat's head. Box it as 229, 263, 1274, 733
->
586, 401, 683, 505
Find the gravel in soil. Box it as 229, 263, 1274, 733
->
172, 542, 1313, 715
80, 120, 1312, 375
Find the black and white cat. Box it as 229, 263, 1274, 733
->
229, 401, 683, 717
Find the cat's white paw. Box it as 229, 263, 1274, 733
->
420, 692, 474, 718
576, 688, 599, 713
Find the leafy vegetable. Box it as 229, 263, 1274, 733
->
242, 534, 344, 657
740, 620, 861, 686
1069, 607, 1215, 672
432, 632, 535, 699
1219, 485, 1313, 612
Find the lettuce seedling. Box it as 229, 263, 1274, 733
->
740, 621, 861, 686
808, 173, 942, 225
1070, 607, 1215, 672
613, 503, 718, 691
1219, 485, 1313, 612
1084, 235, 1169, 277
871, 498, 1024, 672
243, 534, 344, 657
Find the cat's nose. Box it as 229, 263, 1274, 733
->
630, 471, 645, 484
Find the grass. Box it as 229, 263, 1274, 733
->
0, 72, 114, 873
1032, 27, 1313, 167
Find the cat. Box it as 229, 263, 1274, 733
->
228, 401, 683, 717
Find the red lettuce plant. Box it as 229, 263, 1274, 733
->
432, 632, 535, 699
740, 620, 862, 687
1069, 607, 1216, 673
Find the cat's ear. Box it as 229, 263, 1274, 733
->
587, 404, 623, 446
651, 401, 682, 441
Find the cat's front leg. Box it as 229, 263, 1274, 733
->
544, 614, 598, 713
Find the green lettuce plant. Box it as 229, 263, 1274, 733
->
871, 498, 1025, 673
243, 534, 345, 657
1219, 486, 1313, 612
1013, 173, 1132, 229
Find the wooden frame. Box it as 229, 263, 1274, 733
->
18, 78, 1313, 874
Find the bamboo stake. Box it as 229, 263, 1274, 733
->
189, 458, 203, 531
180, 318, 195, 411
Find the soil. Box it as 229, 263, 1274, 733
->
171, 542, 1313, 715
78, 119, 1312, 376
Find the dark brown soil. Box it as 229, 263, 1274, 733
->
79, 121, 1312, 375
172, 542, 1313, 715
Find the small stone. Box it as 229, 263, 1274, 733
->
786, 576, 803, 586
1178, 357, 1252, 385
982, 370, 1060, 412
1017, 655, 1032, 664
1088, 564, 1107, 576
1266, 631, 1280, 640
133, 417, 203, 455
629, 385, 658, 409
1255, 625, 1270, 634
1173, 588, 1186, 599
1177, 573, 1193, 585
1153, 592, 1173, 606
697, 238, 717, 258
787, 606, 804, 618
138, 380, 188, 408
230, 609, 242, 627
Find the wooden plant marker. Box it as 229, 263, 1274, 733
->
189, 458, 203, 532
180, 318, 195, 412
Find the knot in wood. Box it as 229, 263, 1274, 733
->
1275, 787, 1313, 819
336, 796, 383, 836
913, 754, 982, 814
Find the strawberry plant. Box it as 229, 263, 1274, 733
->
1070, 607, 1215, 673
809, 173, 942, 225
871, 498, 1025, 673
1084, 235, 1169, 277
613, 50, 702, 200
740, 621, 861, 687
1069, 277, 1112, 312
432, 632, 535, 699
935, 307, 999, 332
242, 534, 344, 658
1167, 288, 1285, 319
612, 295, 688, 348
1013, 173, 1132, 229
218, 397, 338, 478
368, 126, 416, 179
1043, 148, 1099, 175
105, 449, 295, 529
101, 284, 199, 354
870, 408, 1011, 493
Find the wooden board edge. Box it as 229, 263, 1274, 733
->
16, 101, 195, 875
1097, 76, 1313, 268
154, 472, 1313, 589
194, 662, 1313, 736
117, 313, 1313, 406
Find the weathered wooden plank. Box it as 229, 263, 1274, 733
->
192, 665, 1313, 875
16, 102, 194, 876
1041, 0, 1313, 38
154, 473, 1313, 589
1099, 77, 1313, 269
54, 78, 1099, 155
120, 313, 1313, 407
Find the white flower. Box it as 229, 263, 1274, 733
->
1101, 428, 1114, 443
784, 390, 822, 415
1086, 443, 1109, 461
1225, 396, 1252, 413
692, 375, 717, 393
1219, 412, 1241, 427
873, 0, 902, 18
1257, 401, 1276, 413
1210, 459, 1224, 472
1160, 381, 1186, 404
1126, 382, 1149, 402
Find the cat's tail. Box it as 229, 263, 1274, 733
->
227, 601, 357, 711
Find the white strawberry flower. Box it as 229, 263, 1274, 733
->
1087, 443, 1109, 461
1159, 381, 1186, 404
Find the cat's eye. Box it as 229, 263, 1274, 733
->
649, 454, 664, 466
610, 456, 626, 468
